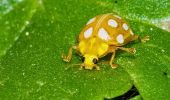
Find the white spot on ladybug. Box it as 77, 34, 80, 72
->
98, 28, 111, 41
116, 34, 124, 44
84, 27, 93, 38
130, 30, 134, 35
108, 19, 118, 28
86, 17, 96, 25
114, 15, 121, 19
122, 23, 129, 30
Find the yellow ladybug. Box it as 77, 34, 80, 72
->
62, 13, 149, 70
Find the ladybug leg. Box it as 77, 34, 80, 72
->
131, 35, 150, 43
117, 47, 136, 54
140, 35, 150, 43
62, 45, 77, 62
79, 64, 84, 70
94, 65, 100, 70
107, 46, 118, 68
109, 51, 118, 69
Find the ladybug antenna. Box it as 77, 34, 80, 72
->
65, 63, 83, 70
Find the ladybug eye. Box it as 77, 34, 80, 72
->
92, 58, 98, 64
81, 57, 85, 62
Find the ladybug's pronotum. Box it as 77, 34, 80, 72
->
62, 13, 149, 70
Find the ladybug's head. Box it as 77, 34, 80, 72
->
81, 54, 98, 70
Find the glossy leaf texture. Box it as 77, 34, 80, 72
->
0, 0, 170, 100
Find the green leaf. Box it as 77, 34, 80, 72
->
130, 95, 142, 100
0, 0, 170, 100
0, 0, 39, 57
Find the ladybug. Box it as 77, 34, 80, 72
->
62, 13, 149, 70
